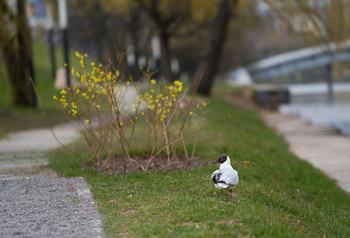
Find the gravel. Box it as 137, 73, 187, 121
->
0, 174, 104, 238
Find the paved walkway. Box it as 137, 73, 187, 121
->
0, 122, 80, 154
262, 112, 350, 193
0, 122, 104, 237
0, 123, 80, 171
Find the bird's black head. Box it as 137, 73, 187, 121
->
211, 154, 228, 164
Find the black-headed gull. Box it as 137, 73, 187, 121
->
211, 154, 239, 195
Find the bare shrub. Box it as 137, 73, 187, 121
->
54, 52, 209, 172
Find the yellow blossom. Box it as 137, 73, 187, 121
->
151, 79, 156, 85
61, 89, 67, 94
75, 52, 80, 57
53, 96, 58, 100
174, 80, 182, 86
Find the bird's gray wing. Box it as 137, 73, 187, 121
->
220, 168, 239, 186
211, 169, 233, 185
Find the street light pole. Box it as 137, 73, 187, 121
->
58, 0, 70, 88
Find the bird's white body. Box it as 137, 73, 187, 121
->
211, 156, 239, 191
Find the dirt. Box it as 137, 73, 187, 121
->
88, 154, 208, 175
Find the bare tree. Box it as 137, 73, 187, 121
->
195, 0, 238, 96
0, 0, 36, 107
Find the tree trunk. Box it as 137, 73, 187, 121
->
129, 18, 141, 80
92, 2, 106, 63
195, 0, 237, 96
159, 31, 174, 82
3, 0, 36, 107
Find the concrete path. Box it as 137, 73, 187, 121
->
262, 112, 350, 193
0, 122, 105, 237
0, 122, 80, 154
0, 123, 80, 171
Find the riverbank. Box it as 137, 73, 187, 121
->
262, 112, 350, 193
218, 88, 350, 193
280, 82, 350, 136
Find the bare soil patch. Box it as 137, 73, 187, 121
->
88, 154, 208, 175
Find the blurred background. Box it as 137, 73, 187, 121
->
1, 0, 350, 135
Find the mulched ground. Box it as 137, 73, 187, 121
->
88, 154, 208, 175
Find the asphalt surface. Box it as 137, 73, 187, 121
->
0, 123, 105, 237
0, 174, 103, 238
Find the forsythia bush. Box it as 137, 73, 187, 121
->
54, 52, 207, 172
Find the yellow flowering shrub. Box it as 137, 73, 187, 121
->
54, 52, 208, 172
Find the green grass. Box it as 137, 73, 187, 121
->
48, 96, 350, 237
0, 41, 83, 137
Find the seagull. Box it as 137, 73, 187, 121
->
211, 154, 239, 196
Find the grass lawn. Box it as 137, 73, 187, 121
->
0, 41, 83, 137
49, 95, 350, 237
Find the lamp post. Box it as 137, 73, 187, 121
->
58, 0, 70, 87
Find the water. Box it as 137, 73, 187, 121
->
279, 82, 350, 136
